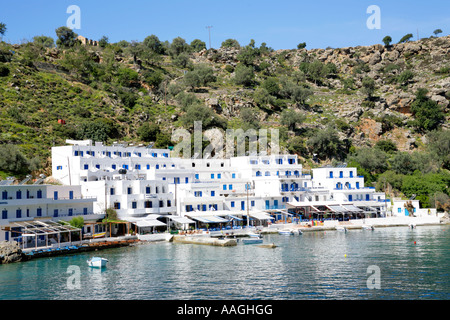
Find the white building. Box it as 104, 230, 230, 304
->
0, 183, 98, 242
51, 140, 394, 228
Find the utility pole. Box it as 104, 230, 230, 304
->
206, 26, 213, 49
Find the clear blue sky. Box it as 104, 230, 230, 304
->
1, 0, 449, 49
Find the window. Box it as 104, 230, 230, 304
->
288, 158, 295, 164
53, 209, 58, 217
2, 191, 7, 200
228, 184, 233, 190
398, 208, 402, 213
68, 208, 73, 216
2, 210, 7, 219
231, 201, 235, 208
122, 164, 129, 169
16, 190, 22, 199
339, 171, 343, 178
174, 177, 180, 184
132, 201, 137, 209
251, 200, 255, 207
211, 191, 215, 197
194, 191, 203, 197
112, 164, 117, 170
16, 209, 22, 218
241, 201, 245, 210
69, 191, 74, 199
146, 164, 150, 169
145, 201, 152, 208
276, 159, 283, 164
113, 202, 121, 210
211, 174, 215, 179
217, 173, 221, 179
95, 164, 100, 169
186, 205, 193, 212
256, 171, 262, 177
37, 190, 42, 199
250, 160, 258, 164
223, 184, 227, 191
329, 171, 333, 178
167, 200, 171, 207
232, 173, 236, 179
146, 186, 151, 194
37, 208, 42, 217
127, 187, 132, 195
159, 200, 164, 208
356, 182, 360, 189
135, 164, 141, 170
57, 166, 63, 170
195, 174, 199, 179
53, 191, 58, 200
83, 208, 88, 215
350, 171, 354, 178
185, 177, 189, 184
84, 164, 89, 170
265, 171, 270, 176
110, 188, 115, 195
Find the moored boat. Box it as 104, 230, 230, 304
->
87, 257, 108, 268
362, 225, 374, 231
278, 229, 294, 235
242, 238, 264, 244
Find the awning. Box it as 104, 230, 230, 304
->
188, 215, 229, 223
327, 205, 347, 213
228, 215, 243, 221
342, 204, 363, 212
249, 212, 275, 220
135, 219, 166, 227
169, 216, 196, 224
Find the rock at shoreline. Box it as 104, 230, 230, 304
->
0, 241, 25, 264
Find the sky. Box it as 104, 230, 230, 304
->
1, 0, 449, 50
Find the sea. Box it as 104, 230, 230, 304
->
0, 225, 449, 300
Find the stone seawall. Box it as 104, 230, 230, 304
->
0, 241, 26, 264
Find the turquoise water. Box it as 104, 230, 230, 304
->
0, 225, 449, 300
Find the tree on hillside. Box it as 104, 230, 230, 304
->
143, 34, 165, 54
184, 64, 216, 90
55, 26, 79, 48
234, 64, 254, 87
98, 35, 109, 48
433, 29, 443, 37
169, 37, 191, 57
280, 109, 306, 131
410, 88, 444, 132
297, 42, 306, 49
307, 127, 345, 161
190, 39, 206, 52
221, 39, 240, 49
361, 76, 376, 100
398, 33, 413, 43
0, 144, 31, 174
382, 36, 392, 47
33, 35, 55, 48
0, 22, 6, 38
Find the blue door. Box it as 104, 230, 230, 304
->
348, 195, 353, 201
366, 194, 370, 201
241, 201, 245, 210
265, 200, 270, 210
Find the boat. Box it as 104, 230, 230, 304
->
87, 257, 108, 268
362, 225, 374, 231
278, 229, 294, 235
248, 232, 263, 238
242, 238, 264, 244
335, 226, 348, 232
292, 229, 303, 235
409, 223, 416, 229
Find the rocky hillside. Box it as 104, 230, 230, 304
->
0, 34, 449, 175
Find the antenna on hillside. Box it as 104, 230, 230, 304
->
206, 26, 213, 49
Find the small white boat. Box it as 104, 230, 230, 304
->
335, 226, 348, 232
278, 229, 294, 235
242, 238, 264, 244
293, 229, 303, 235
87, 257, 108, 268
248, 232, 263, 238
362, 225, 374, 231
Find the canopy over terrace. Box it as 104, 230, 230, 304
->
286, 201, 365, 220
10, 220, 81, 250
124, 215, 167, 234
